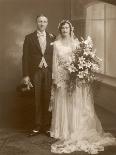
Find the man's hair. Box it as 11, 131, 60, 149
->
36, 14, 48, 21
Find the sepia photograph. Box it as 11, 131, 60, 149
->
0, 0, 116, 154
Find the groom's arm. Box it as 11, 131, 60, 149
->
22, 35, 30, 78
22, 35, 32, 86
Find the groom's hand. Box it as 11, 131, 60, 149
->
21, 76, 30, 85
21, 76, 33, 90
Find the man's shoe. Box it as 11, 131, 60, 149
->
28, 129, 40, 137
45, 131, 50, 137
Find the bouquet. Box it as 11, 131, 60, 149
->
66, 36, 102, 92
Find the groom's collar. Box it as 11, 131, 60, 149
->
37, 30, 46, 36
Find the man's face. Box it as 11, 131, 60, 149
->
37, 16, 48, 32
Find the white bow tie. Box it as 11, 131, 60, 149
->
37, 32, 46, 37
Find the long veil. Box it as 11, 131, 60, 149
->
49, 29, 79, 112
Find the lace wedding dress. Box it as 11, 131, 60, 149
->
50, 40, 116, 154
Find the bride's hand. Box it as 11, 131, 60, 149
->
52, 82, 57, 89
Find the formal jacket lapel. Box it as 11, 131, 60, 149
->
44, 33, 50, 55
32, 31, 43, 55
32, 31, 51, 55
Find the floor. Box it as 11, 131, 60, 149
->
0, 82, 116, 155
0, 105, 116, 155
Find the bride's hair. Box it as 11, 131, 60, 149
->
58, 20, 74, 36
57, 20, 76, 40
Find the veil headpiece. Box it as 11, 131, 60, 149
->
58, 20, 74, 32
57, 19, 75, 40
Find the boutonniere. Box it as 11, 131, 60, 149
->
49, 33, 54, 38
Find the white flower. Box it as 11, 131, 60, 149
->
79, 56, 85, 64
89, 49, 96, 58
71, 53, 75, 61
78, 63, 84, 69
68, 64, 76, 73
92, 64, 99, 71
87, 36, 92, 42
68, 67, 72, 73
85, 62, 92, 68
49, 33, 54, 38
84, 36, 93, 48
78, 71, 84, 79
83, 49, 90, 56
84, 69, 89, 75
96, 56, 102, 62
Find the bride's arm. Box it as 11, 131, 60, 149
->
75, 38, 80, 49
52, 42, 58, 85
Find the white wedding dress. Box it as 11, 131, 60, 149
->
50, 40, 116, 154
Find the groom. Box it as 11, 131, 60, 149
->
22, 15, 55, 136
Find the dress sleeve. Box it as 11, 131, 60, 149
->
52, 42, 59, 84
75, 38, 80, 49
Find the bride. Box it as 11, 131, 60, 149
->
50, 20, 116, 154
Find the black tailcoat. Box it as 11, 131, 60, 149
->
22, 31, 55, 130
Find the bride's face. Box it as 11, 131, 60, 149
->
60, 23, 70, 37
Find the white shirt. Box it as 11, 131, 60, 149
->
37, 31, 48, 68
37, 30, 46, 55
